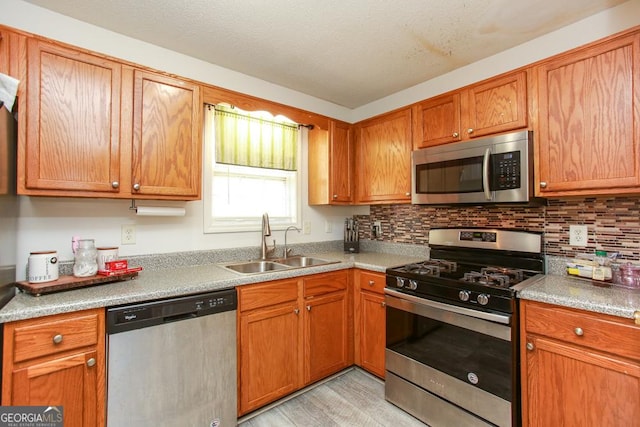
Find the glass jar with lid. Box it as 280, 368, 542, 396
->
73, 239, 98, 277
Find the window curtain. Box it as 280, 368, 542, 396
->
213, 104, 298, 171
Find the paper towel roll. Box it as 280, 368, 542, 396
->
135, 206, 186, 216
0, 72, 19, 112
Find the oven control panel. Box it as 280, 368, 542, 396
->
459, 231, 496, 242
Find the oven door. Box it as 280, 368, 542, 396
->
385, 289, 516, 427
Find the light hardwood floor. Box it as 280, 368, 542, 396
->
238, 368, 427, 426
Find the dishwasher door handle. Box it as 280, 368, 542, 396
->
163, 312, 198, 323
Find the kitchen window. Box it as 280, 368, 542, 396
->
203, 104, 301, 233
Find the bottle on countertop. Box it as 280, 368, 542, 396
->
73, 239, 98, 277
592, 250, 612, 281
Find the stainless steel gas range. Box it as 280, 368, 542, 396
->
384, 228, 544, 427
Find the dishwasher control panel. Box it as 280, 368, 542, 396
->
107, 288, 237, 334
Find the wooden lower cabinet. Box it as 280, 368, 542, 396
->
520, 300, 640, 427
303, 272, 350, 384
1, 308, 106, 427
237, 271, 351, 416
354, 270, 386, 378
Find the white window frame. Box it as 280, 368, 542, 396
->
202, 106, 302, 234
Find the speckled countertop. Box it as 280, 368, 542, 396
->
518, 274, 640, 319
3, 240, 639, 323
0, 244, 425, 323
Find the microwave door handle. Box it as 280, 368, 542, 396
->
482, 148, 492, 201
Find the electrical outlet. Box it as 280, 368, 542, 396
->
303, 220, 311, 235
121, 224, 136, 245
372, 221, 382, 237
324, 221, 332, 233
569, 225, 588, 246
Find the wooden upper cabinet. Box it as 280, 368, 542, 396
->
131, 70, 201, 199
355, 107, 412, 204
412, 93, 462, 148
413, 71, 528, 149
0, 30, 8, 75
22, 39, 122, 195
308, 120, 353, 205
536, 32, 640, 196
466, 71, 528, 138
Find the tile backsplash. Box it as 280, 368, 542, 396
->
356, 197, 640, 262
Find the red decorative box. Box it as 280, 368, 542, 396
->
105, 260, 128, 271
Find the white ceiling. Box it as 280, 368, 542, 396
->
24, 0, 627, 109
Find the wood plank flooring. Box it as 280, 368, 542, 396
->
238, 368, 427, 427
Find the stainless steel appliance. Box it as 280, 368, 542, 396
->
106, 288, 237, 427
385, 228, 544, 427
411, 131, 535, 205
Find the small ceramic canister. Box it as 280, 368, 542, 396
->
97, 247, 119, 271
28, 251, 59, 283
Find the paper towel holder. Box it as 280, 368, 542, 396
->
128, 200, 186, 217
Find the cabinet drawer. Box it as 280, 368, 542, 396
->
523, 301, 640, 361
238, 279, 299, 312
358, 271, 385, 295
303, 270, 348, 298
11, 310, 101, 363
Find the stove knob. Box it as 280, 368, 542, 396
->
458, 290, 470, 302
477, 294, 490, 305
408, 280, 418, 290
396, 277, 406, 288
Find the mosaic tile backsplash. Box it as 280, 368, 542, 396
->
355, 197, 640, 262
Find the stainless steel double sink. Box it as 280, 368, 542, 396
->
221, 255, 338, 275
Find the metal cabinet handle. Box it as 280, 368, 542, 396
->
467, 128, 474, 134
133, 183, 141, 191
111, 181, 120, 189
332, 194, 338, 199
368, 280, 375, 286
452, 132, 459, 138
634, 311, 640, 325
526, 342, 534, 351
87, 358, 96, 367
381, 302, 386, 308
405, 192, 410, 196
540, 181, 548, 188
306, 305, 311, 312
294, 308, 299, 315
574, 327, 584, 336
52, 334, 63, 344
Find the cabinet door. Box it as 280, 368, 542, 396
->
238, 302, 301, 415
23, 39, 122, 194
307, 121, 353, 205
466, 71, 527, 138
304, 291, 349, 384
11, 350, 100, 427
359, 291, 386, 378
131, 70, 201, 199
537, 33, 640, 196
413, 93, 462, 148
355, 108, 412, 204
0, 30, 8, 75
330, 120, 354, 203
522, 335, 640, 427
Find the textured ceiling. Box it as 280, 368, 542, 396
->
24, 0, 627, 108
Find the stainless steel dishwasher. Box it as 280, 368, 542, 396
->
106, 288, 237, 427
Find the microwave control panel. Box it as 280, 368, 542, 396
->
491, 151, 520, 189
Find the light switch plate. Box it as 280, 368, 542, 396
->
569, 225, 588, 246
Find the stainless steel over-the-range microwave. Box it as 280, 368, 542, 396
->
411, 130, 535, 205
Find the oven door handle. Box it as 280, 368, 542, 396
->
385, 288, 511, 326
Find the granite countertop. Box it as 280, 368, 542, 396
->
4, 241, 640, 324
518, 274, 640, 319
0, 250, 421, 323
